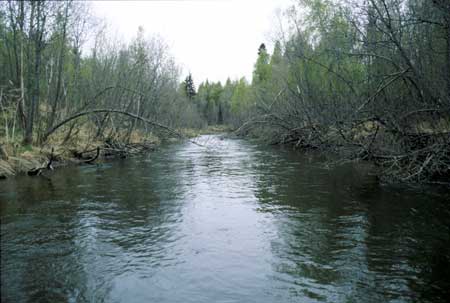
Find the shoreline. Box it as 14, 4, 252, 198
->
0, 140, 159, 180
0, 125, 234, 180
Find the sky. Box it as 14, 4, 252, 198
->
91, 0, 294, 84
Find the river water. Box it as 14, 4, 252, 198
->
1, 135, 449, 303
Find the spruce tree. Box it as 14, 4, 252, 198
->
184, 73, 196, 100
253, 43, 271, 84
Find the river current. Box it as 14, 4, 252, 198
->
1, 135, 449, 302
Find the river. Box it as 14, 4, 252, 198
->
1, 135, 449, 302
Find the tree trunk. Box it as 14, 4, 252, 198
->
24, 1, 45, 144
24, 1, 36, 144
445, 16, 450, 104
48, 2, 69, 129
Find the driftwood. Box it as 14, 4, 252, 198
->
28, 148, 55, 176
72, 141, 157, 164
102, 141, 156, 159
83, 147, 100, 164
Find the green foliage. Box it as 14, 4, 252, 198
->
231, 78, 250, 114
270, 41, 283, 66
195, 80, 225, 124
253, 43, 272, 85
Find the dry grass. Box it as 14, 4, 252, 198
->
0, 160, 15, 177
0, 124, 164, 178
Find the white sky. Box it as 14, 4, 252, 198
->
91, 0, 294, 84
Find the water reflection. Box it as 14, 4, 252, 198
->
252, 147, 450, 302
1, 135, 449, 302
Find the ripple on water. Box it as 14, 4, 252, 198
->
1, 135, 449, 303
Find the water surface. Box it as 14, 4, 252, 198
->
1, 135, 449, 302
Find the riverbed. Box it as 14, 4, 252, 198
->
1, 135, 449, 302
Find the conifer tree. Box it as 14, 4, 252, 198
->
183, 73, 196, 100
253, 43, 271, 84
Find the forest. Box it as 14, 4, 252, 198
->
1, 0, 449, 184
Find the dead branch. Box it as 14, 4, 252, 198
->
42, 108, 203, 146
83, 147, 100, 164
28, 148, 55, 176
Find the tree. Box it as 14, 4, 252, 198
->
25, 0, 47, 144
232, 0, 450, 183
183, 73, 196, 100
0, 1, 206, 148
253, 43, 271, 84
231, 77, 249, 114
270, 41, 282, 66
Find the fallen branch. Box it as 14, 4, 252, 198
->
28, 148, 55, 176
83, 147, 100, 164
42, 109, 203, 146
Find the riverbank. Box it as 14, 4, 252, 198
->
0, 133, 158, 179
235, 120, 450, 187
0, 125, 233, 179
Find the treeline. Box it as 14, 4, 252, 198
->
191, 0, 450, 184
0, 1, 203, 148
182, 42, 285, 127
